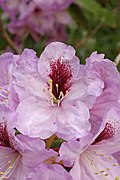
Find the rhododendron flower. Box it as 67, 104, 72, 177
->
58, 52, 120, 179
13, 42, 103, 140
0, 122, 56, 180
0, 50, 57, 180
59, 106, 120, 179
0, 0, 74, 42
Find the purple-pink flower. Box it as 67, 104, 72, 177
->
0, 0, 74, 42
58, 51, 120, 179
0, 122, 57, 179
0, 42, 120, 179
12, 42, 104, 140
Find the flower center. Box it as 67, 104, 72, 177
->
48, 58, 72, 106
48, 79, 64, 106
93, 122, 115, 144
0, 123, 14, 149
0, 123, 21, 179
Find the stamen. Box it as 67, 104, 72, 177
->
56, 84, 59, 94
0, 153, 19, 180
59, 91, 64, 100
48, 79, 64, 106
0, 86, 9, 105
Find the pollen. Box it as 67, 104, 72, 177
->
115, 176, 119, 180
113, 164, 117, 166
100, 154, 104, 156
100, 170, 105, 173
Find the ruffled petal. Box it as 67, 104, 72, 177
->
0, 52, 15, 87
38, 42, 80, 81
58, 133, 93, 166
70, 146, 120, 180
0, 147, 21, 180
13, 49, 48, 100
16, 96, 57, 139
57, 100, 90, 140
65, 65, 104, 108
26, 163, 73, 180
15, 134, 56, 165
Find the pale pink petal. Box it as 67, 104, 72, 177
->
65, 65, 104, 108
70, 146, 120, 180
0, 147, 21, 180
26, 164, 73, 180
16, 96, 57, 139
92, 106, 120, 148
89, 87, 120, 137
15, 134, 56, 168
58, 133, 93, 166
13, 49, 48, 100
86, 52, 120, 86
112, 151, 120, 165
57, 100, 90, 140
0, 53, 14, 86
86, 51, 105, 64
38, 42, 80, 80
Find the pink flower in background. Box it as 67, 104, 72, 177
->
13, 42, 103, 140
0, 0, 74, 42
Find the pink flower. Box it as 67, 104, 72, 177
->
0, 0, 73, 42
59, 106, 120, 179
58, 52, 120, 179
13, 43, 103, 140
0, 51, 56, 179
0, 122, 56, 179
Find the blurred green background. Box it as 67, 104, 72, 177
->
0, 0, 120, 64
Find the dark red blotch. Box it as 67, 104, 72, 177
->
0, 123, 11, 147
93, 122, 115, 144
49, 58, 72, 99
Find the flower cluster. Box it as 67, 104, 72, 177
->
0, 42, 120, 179
0, 0, 74, 43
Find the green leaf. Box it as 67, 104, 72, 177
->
0, 36, 6, 51
51, 139, 64, 148
68, 3, 90, 31
76, 0, 117, 27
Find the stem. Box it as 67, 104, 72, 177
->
46, 134, 56, 149
114, 53, 120, 69
0, 15, 20, 54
